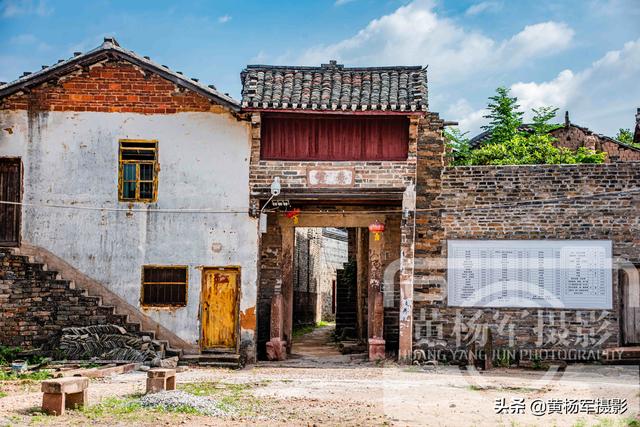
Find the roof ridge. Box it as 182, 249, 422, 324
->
244, 64, 425, 71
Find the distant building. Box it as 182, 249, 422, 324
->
469, 111, 640, 162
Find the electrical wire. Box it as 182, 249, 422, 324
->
0, 186, 638, 215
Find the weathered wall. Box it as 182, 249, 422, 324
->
293, 228, 348, 324
0, 109, 259, 361
0, 249, 146, 348
413, 161, 640, 357
550, 125, 640, 162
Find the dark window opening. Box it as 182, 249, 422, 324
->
141, 266, 187, 306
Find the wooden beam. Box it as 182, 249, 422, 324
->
356, 228, 367, 340
281, 227, 295, 354
277, 213, 385, 229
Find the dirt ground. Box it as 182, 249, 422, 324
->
0, 327, 638, 426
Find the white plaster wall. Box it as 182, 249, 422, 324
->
0, 110, 258, 358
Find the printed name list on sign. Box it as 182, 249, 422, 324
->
447, 240, 613, 309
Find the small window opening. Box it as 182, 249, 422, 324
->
141, 265, 187, 306
119, 140, 158, 202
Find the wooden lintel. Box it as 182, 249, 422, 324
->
276, 213, 386, 228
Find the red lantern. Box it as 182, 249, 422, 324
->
368, 220, 385, 241
285, 208, 301, 225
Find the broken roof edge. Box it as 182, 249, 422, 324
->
0, 37, 240, 112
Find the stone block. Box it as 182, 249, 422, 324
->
146, 368, 176, 394
266, 337, 287, 361
41, 377, 89, 394
368, 338, 386, 361
41, 377, 89, 415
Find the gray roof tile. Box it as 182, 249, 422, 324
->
240, 60, 427, 111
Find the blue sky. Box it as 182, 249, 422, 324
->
1, 0, 639, 136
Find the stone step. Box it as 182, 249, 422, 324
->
187, 361, 241, 369
165, 346, 183, 358
3, 245, 181, 357
179, 352, 241, 368
602, 346, 640, 364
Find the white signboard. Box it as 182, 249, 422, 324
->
447, 240, 612, 309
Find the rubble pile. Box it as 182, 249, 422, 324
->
58, 324, 162, 362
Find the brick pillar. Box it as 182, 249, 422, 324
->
368, 230, 385, 360
412, 113, 446, 362
399, 184, 417, 363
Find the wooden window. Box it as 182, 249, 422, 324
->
119, 140, 158, 202
260, 114, 409, 161
141, 266, 188, 307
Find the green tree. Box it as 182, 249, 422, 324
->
465, 133, 605, 166
481, 87, 524, 145
444, 127, 472, 165
615, 128, 634, 145
530, 106, 560, 135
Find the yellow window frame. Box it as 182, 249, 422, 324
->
140, 265, 189, 307
118, 139, 159, 202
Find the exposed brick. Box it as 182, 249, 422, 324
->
0, 59, 214, 114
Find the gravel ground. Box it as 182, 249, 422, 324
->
0, 362, 637, 426
139, 390, 226, 416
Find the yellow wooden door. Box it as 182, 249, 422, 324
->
201, 268, 238, 349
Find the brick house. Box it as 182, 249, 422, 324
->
0, 38, 259, 365
469, 111, 640, 162
240, 60, 447, 361
242, 61, 640, 363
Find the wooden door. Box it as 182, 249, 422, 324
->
620, 268, 640, 345
201, 268, 239, 350
0, 159, 21, 247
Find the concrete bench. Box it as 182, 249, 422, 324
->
146, 368, 176, 394
41, 376, 89, 415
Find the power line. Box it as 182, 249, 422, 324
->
0, 186, 638, 215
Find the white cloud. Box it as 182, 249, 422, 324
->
510, 69, 580, 112
218, 14, 231, 23
465, 1, 501, 16
446, 99, 488, 133
501, 22, 574, 66
291, 0, 573, 83
510, 38, 640, 130
1, 0, 51, 17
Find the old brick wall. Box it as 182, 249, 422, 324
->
257, 214, 283, 360
0, 249, 142, 349
550, 126, 640, 162
413, 160, 640, 357
0, 59, 217, 114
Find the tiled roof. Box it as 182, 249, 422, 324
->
469, 123, 640, 152
240, 60, 428, 112
0, 37, 239, 111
